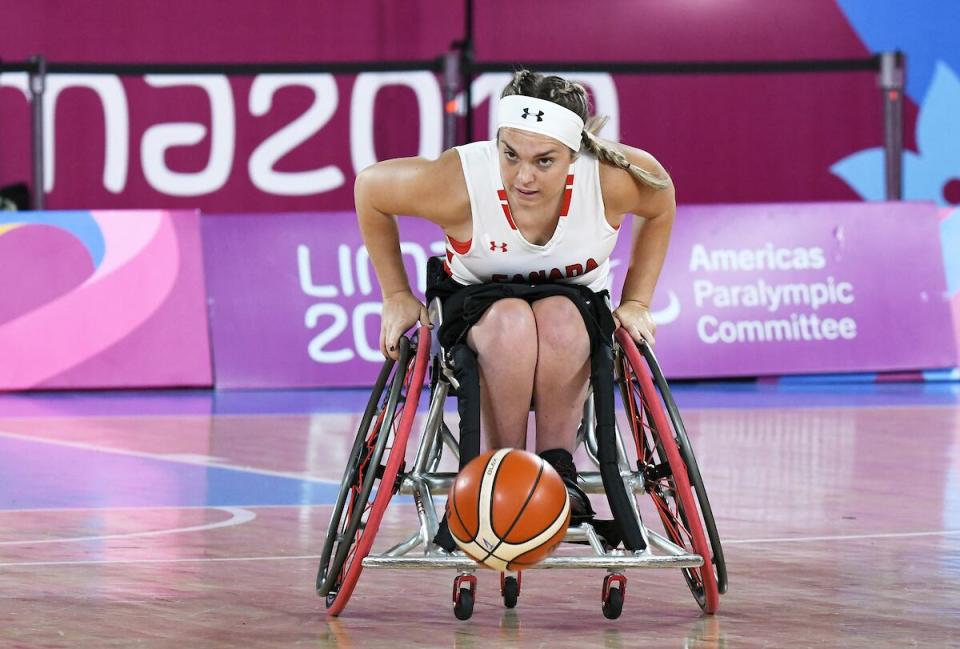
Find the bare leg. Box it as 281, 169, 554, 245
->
531, 296, 591, 453
467, 299, 537, 450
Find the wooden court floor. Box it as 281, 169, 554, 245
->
1, 384, 958, 648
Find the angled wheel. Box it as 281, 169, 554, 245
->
615, 329, 722, 614
639, 341, 728, 595
316, 326, 431, 616
315, 349, 400, 599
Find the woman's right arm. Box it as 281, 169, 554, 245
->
354, 149, 469, 359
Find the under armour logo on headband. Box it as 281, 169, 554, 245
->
499, 95, 583, 151
521, 108, 544, 122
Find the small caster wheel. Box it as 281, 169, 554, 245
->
500, 572, 521, 609
454, 587, 474, 620
602, 573, 627, 620
602, 587, 623, 619
453, 573, 477, 621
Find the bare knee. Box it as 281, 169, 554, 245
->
468, 298, 537, 357
532, 297, 589, 357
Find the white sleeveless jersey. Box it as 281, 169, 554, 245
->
445, 140, 620, 292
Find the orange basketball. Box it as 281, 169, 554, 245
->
446, 448, 570, 571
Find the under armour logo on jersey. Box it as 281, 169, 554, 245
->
521, 108, 544, 122
490, 241, 508, 253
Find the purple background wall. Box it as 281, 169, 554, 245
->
651, 202, 956, 377
202, 212, 446, 388
0, 1, 905, 211
1, 203, 954, 391
202, 204, 956, 388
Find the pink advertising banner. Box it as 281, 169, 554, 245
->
0, 210, 212, 390
0, 2, 892, 212
202, 202, 957, 388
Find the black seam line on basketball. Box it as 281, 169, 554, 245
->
451, 478, 477, 544
507, 546, 547, 566
482, 546, 531, 569
479, 457, 544, 564
500, 459, 550, 545
508, 554, 547, 567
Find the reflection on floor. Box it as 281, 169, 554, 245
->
1, 383, 958, 648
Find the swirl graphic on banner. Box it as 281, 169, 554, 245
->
0, 211, 181, 388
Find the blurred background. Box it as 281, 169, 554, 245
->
1, 5, 958, 645
2, 0, 957, 211
0, 0, 957, 390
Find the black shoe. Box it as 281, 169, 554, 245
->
433, 514, 457, 552
539, 448, 595, 524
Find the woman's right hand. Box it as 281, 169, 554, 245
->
380, 290, 431, 360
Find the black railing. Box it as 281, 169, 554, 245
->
0, 51, 904, 210
470, 57, 885, 75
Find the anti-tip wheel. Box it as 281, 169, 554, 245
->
454, 588, 475, 620
502, 576, 520, 609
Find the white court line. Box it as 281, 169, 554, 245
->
0, 504, 334, 514
2, 529, 959, 569
0, 430, 337, 484
725, 529, 960, 544
0, 554, 322, 568
0, 507, 256, 546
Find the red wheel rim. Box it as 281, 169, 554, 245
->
616, 328, 720, 614
326, 326, 431, 616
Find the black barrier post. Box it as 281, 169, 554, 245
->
879, 51, 904, 201
442, 50, 460, 150
28, 55, 46, 210
461, 0, 474, 144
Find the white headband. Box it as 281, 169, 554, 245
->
496, 95, 584, 152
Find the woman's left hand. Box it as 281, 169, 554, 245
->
613, 300, 656, 346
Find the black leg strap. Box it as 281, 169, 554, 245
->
449, 343, 482, 470
433, 342, 483, 552
592, 342, 646, 552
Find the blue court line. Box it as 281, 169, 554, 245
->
0, 389, 213, 418
0, 382, 957, 420
0, 436, 340, 510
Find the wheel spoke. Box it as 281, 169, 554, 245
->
616, 338, 719, 612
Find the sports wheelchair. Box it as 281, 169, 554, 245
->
316, 276, 727, 621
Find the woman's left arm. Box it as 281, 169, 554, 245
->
602, 145, 676, 345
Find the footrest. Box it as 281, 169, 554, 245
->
362, 553, 702, 570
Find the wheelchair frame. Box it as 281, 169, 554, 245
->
316, 299, 727, 620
